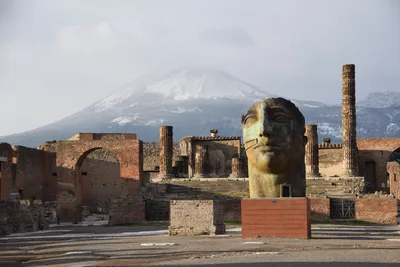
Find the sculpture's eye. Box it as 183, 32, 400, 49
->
243, 114, 257, 125
274, 113, 291, 122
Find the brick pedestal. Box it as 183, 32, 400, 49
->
241, 198, 311, 239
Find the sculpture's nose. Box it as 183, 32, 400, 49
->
258, 110, 273, 137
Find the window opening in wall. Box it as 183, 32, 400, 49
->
81, 172, 88, 176
395, 174, 397, 182
18, 189, 24, 199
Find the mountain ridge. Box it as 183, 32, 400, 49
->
1, 68, 398, 148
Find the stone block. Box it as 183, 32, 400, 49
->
168, 200, 226, 236
108, 197, 145, 225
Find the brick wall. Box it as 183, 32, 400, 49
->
0, 143, 14, 200
355, 197, 398, 224
357, 138, 400, 191
388, 162, 400, 198
12, 146, 57, 202
309, 198, 330, 221
39, 139, 143, 222
0, 199, 58, 236
168, 200, 225, 235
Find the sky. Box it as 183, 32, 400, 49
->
0, 0, 399, 136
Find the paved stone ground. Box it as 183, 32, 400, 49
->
0, 224, 400, 266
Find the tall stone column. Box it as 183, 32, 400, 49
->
229, 157, 240, 178
194, 144, 209, 178
158, 126, 174, 179
342, 64, 358, 176
305, 124, 320, 177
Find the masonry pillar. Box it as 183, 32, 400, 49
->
342, 64, 358, 176
305, 125, 320, 177
193, 144, 209, 178
158, 126, 174, 179
229, 157, 240, 178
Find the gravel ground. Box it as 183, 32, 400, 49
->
0, 224, 399, 266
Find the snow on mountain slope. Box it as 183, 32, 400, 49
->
358, 91, 400, 108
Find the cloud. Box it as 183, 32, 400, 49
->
200, 28, 255, 47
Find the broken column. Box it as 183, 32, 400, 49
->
158, 126, 174, 179
194, 144, 209, 178
229, 157, 240, 178
305, 125, 320, 177
342, 64, 358, 176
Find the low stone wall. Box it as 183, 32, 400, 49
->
0, 200, 58, 236
169, 200, 226, 235
108, 197, 145, 225
309, 195, 399, 224
355, 197, 398, 225
309, 198, 330, 221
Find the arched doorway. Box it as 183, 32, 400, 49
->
75, 148, 121, 218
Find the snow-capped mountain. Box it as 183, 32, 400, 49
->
357, 91, 400, 108
0, 68, 398, 148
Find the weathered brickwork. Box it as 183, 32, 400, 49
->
357, 138, 400, 191
13, 146, 57, 202
80, 149, 122, 213
39, 138, 143, 222
388, 162, 400, 198
0, 143, 14, 200
342, 64, 358, 176
308, 196, 398, 224
0, 199, 58, 236
68, 133, 137, 141
309, 198, 330, 221
169, 200, 226, 235
355, 197, 398, 225
108, 197, 145, 225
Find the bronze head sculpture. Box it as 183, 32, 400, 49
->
241, 98, 307, 198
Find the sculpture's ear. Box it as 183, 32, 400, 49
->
303, 136, 308, 146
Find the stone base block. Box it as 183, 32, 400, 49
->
241, 198, 311, 239
108, 197, 145, 225
169, 200, 225, 236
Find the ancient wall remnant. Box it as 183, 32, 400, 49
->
39, 136, 143, 222
108, 197, 145, 225
158, 126, 174, 179
342, 64, 358, 176
305, 125, 320, 177
388, 162, 400, 198
0, 143, 14, 201
168, 200, 225, 235
13, 146, 57, 202
0, 199, 58, 236
68, 133, 137, 141
357, 138, 400, 191
179, 136, 241, 178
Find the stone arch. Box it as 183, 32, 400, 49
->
388, 147, 400, 163
75, 147, 122, 214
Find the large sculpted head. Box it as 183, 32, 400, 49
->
241, 97, 307, 198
